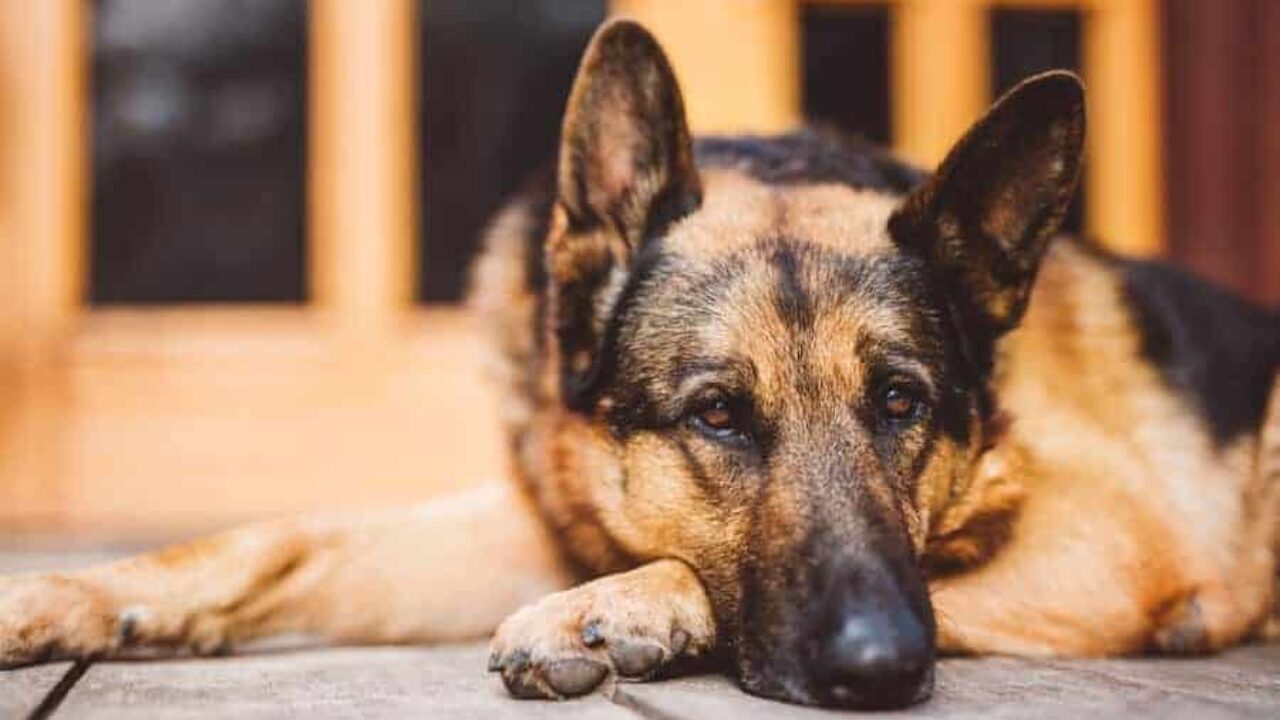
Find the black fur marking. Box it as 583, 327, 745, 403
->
568, 239, 670, 415
672, 438, 719, 496
642, 177, 703, 247
514, 168, 557, 359
1121, 257, 1280, 444
769, 245, 814, 330
694, 129, 925, 194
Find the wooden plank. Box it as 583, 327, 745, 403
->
30, 644, 1280, 719
309, 0, 419, 331
58, 308, 503, 537
56, 645, 633, 720
616, 650, 1277, 719
890, 0, 989, 167
1083, 0, 1164, 256
610, 0, 801, 134
1044, 645, 1280, 715
0, 0, 87, 527
0, 663, 76, 719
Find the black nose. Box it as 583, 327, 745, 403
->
811, 606, 933, 707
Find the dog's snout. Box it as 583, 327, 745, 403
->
736, 516, 937, 708
810, 603, 933, 708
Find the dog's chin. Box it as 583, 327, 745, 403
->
736, 660, 936, 710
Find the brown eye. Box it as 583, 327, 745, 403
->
881, 385, 922, 422
698, 401, 735, 430
688, 398, 750, 443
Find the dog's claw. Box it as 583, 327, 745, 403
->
497, 649, 553, 699
505, 649, 531, 672
580, 620, 605, 647
669, 628, 690, 655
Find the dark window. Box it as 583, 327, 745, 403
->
418, 0, 605, 302
91, 0, 308, 303
801, 2, 891, 145
991, 8, 1084, 234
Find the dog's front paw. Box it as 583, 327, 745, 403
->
488, 559, 715, 699
0, 574, 117, 668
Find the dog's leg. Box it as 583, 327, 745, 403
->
0, 482, 573, 667
488, 559, 716, 699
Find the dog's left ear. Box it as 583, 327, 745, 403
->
889, 71, 1085, 336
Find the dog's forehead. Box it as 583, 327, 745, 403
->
640, 168, 924, 355
622, 172, 935, 399
663, 169, 903, 261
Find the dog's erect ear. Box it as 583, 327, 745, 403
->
549, 19, 701, 409
556, 18, 701, 247
889, 71, 1085, 337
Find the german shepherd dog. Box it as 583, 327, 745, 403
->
3, 20, 1279, 710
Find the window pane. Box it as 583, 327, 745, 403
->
91, 0, 307, 303
418, 0, 605, 302
802, 3, 891, 145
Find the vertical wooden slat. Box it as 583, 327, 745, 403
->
1161, 0, 1246, 294
1162, 0, 1276, 303
609, 0, 801, 135
1256, 0, 1280, 305
310, 0, 418, 330
1084, 0, 1163, 256
891, 0, 989, 167
0, 0, 86, 526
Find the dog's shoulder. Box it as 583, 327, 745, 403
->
1005, 236, 1280, 446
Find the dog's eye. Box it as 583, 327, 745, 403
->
879, 383, 925, 423
699, 402, 734, 430
688, 398, 749, 442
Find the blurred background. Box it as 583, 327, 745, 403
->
0, 0, 1276, 541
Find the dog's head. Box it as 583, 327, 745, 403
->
542, 19, 1083, 708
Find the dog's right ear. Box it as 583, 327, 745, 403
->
549, 19, 701, 410
889, 71, 1084, 369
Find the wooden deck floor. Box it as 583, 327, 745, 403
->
3, 550, 1279, 719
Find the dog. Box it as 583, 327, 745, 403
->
2, 19, 1279, 710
